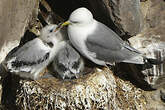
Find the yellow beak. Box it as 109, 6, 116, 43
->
54, 21, 70, 32
61, 21, 71, 27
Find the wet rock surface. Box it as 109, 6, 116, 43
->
128, 0, 165, 89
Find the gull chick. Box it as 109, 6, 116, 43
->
61, 7, 161, 66
2, 24, 65, 80
52, 41, 84, 79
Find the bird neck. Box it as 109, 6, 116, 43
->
49, 38, 59, 45
40, 37, 57, 48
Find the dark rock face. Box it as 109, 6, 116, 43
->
87, 0, 143, 38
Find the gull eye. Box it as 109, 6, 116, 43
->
49, 29, 53, 33
71, 21, 79, 24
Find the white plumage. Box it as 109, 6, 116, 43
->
61, 7, 160, 66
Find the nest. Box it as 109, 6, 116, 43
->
1, 68, 146, 110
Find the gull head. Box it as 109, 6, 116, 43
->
61, 7, 94, 27
40, 24, 57, 38
40, 24, 64, 43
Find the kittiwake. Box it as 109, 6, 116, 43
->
60, 7, 161, 66
52, 40, 84, 79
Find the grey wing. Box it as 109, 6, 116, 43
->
86, 21, 142, 63
53, 41, 84, 79
53, 42, 69, 73
66, 42, 82, 69
67, 42, 81, 62
55, 41, 82, 71
56, 41, 81, 68
5, 38, 50, 72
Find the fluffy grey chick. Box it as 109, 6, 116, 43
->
2, 24, 65, 80
52, 41, 84, 79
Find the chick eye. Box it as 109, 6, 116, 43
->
49, 29, 53, 33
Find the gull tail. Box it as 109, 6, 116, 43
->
123, 55, 144, 64
123, 56, 164, 65
145, 58, 164, 65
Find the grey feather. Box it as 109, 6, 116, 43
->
4, 38, 50, 73
52, 41, 84, 79
1, 24, 65, 80
6, 38, 49, 63
86, 21, 144, 64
